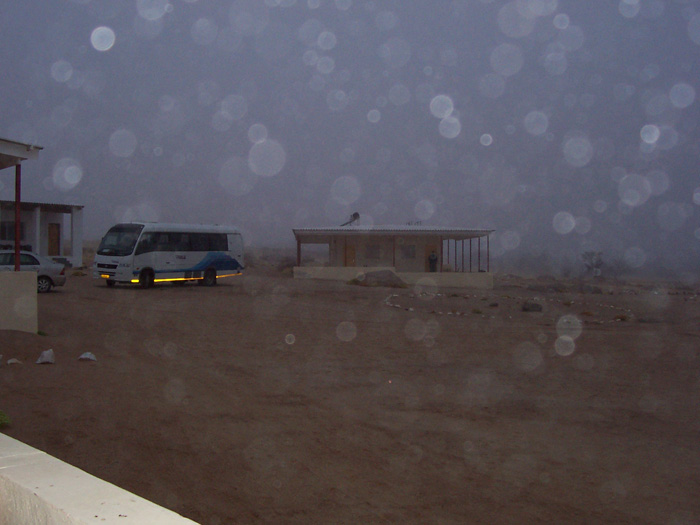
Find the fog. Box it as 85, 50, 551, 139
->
1, 0, 698, 279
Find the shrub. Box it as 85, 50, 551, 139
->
0, 410, 10, 428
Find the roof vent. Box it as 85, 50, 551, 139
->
340, 212, 360, 226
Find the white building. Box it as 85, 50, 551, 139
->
0, 200, 84, 267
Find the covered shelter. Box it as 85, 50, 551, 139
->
0, 137, 43, 270
0, 137, 43, 334
292, 225, 494, 289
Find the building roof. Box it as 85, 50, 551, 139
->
0, 200, 83, 213
0, 137, 43, 170
293, 226, 494, 243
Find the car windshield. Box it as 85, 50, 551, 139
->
97, 224, 144, 257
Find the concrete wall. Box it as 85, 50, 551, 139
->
293, 266, 494, 290
0, 434, 198, 524
0, 271, 37, 333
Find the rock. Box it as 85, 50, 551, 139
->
78, 352, 97, 361
7, 358, 22, 365
36, 349, 55, 365
489, 302, 499, 308
522, 301, 543, 312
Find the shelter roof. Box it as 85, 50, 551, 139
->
0, 200, 83, 213
293, 226, 494, 243
0, 137, 43, 170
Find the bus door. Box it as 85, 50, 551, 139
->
171, 232, 197, 277
150, 232, 179, 279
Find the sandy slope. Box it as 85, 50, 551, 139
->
1, 269, 699, 524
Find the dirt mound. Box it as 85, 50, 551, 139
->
349, 270, 406, 288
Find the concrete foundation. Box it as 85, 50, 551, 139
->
0, 434, 197, 524
293, 266, 493, 290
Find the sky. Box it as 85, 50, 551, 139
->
1, 0, 699, 278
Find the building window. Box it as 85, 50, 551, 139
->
401, 245, 416, 259
365, 244, 380, 259
0, 222, 25, 241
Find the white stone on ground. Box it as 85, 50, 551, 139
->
36, 349, 55, 365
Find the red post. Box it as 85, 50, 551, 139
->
14, 163, 21, 271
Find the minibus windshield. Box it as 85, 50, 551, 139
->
97, 224, 144, 257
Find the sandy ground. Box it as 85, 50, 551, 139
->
1, 266, 700, 524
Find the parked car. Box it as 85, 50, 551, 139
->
0, 250, 67, 292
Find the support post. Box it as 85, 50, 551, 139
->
478, 236, 481, 272
14, 164, 21, 271
454, 239, 457, 272
296, 237, 301, 267
487, 234, 490, 272
71, 207, 84, 267
461, 240, 464, 273
469, 238, 472, 273
439, 237, 443, 272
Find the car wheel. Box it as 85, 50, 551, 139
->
139, 269, 154, 289
37, 276, 52, 293
202, 268, 217, 287
106, 279, 116, 287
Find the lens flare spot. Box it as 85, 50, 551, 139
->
90, 26, 116, 51
336, 321, 357, 342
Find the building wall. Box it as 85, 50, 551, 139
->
0, 205, 83, 266
39, 211, 65, 255
328, 234, 442, 273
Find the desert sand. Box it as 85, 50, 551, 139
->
1, 262, 699, 524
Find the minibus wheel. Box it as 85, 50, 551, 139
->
202, 268, 217, 286
106, 279, 115, 287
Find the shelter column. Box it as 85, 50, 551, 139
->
478, 236, 481, 272
296, 238, 301, 266
487, 234, 490, 272
71, 207, 83, 267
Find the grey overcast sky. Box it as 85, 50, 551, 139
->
1, 0, 699, 277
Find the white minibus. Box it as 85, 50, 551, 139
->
93, 222, 244, 288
